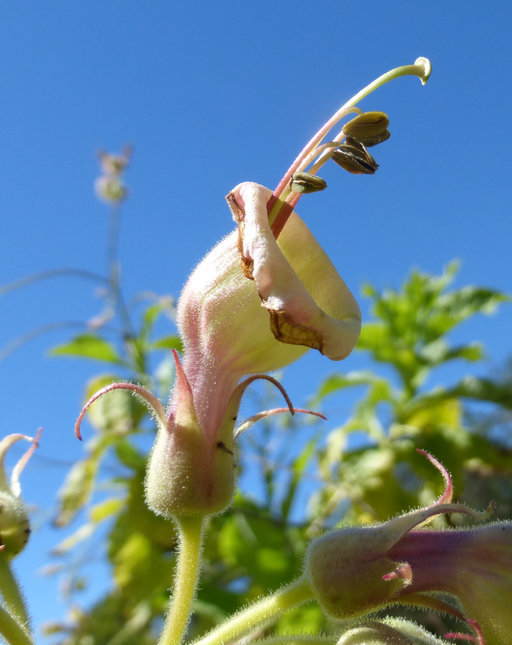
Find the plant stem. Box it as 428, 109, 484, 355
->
193, 576, 314, 645
0, 605, 33, 645
0, 554, 30, 628
158, 515, 204, 645
250, 637, 336, 645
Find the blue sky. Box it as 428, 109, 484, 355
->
1, 1, 512, 638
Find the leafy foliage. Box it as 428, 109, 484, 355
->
36, 263, 511, 643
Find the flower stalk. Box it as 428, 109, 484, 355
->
192, 576, 314, 645
158, 516, 204, 645
0, 604, 33, 645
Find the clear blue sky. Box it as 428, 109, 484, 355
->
1, 2, 511, 638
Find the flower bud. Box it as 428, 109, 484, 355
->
342, 111, 390, 147
145, 352, 236, 517
306, 526, 406, 619
305, 451, 507, 644
331, 138, 379, 174
0, 430, 41, 558
94, 176, 128, 204
0, 492, 30, 557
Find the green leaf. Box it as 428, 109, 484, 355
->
280, 438, 316, 521
140, 297, 176, 339
90, 498, 125, 523
84, 374, 148, 434
418, 340, 484, 365
54, 434, 116, 526
50, 334, 125, 365
151, 334, 183, 352
114, 439, 146, 471
453, 376, 512, 409
51, 523, 96, 555
313, 370, 389, 403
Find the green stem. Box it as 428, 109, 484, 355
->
0, 605, 33, 645
158, 515, 204, 645
0, 554, 30, 629
193, 576, 314, 645
251, 637, 336, 645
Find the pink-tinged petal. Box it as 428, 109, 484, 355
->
230, 182, 361, 361
177, 228, 306, 439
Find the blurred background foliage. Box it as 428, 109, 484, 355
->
3, 163, 511, 643
35, 258, 511, 643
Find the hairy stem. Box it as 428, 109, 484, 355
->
158, 515, 204, 645
0, 554, 30, 629
0, 605, 33, 645
193, 576, 314, 645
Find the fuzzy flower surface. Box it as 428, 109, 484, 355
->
306, 451, 511, 645
177, 180, 361, 445
77, 59, 432, 518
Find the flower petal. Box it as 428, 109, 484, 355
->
230, 182, 361, 360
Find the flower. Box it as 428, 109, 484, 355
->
94, 145, 132, 204
305, 450, 510, 645
0, 429, 41, 558
177, 180, 361, 445
77, 59, 432, 518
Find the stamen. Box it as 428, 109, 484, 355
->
269, 58, 431, 238
382, 562, 412, 584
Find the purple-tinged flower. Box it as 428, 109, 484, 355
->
306, 450, 510, 645
77, 59, 432, 517
0, 429, 41, 558
177, 180, 361, 445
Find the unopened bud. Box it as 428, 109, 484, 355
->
331, 137, 378, 175
94, 176, 128, 203
305, 527, 404, 619
0, 492, 30, 557
144, 351, 236, 518
290, 172, 327, 194
342, 111, 390, 147
0, 431, 40, 558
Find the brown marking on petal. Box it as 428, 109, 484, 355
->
268, 309, 324, 353
226, 190, 255, 279
239, 248, 254, 279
